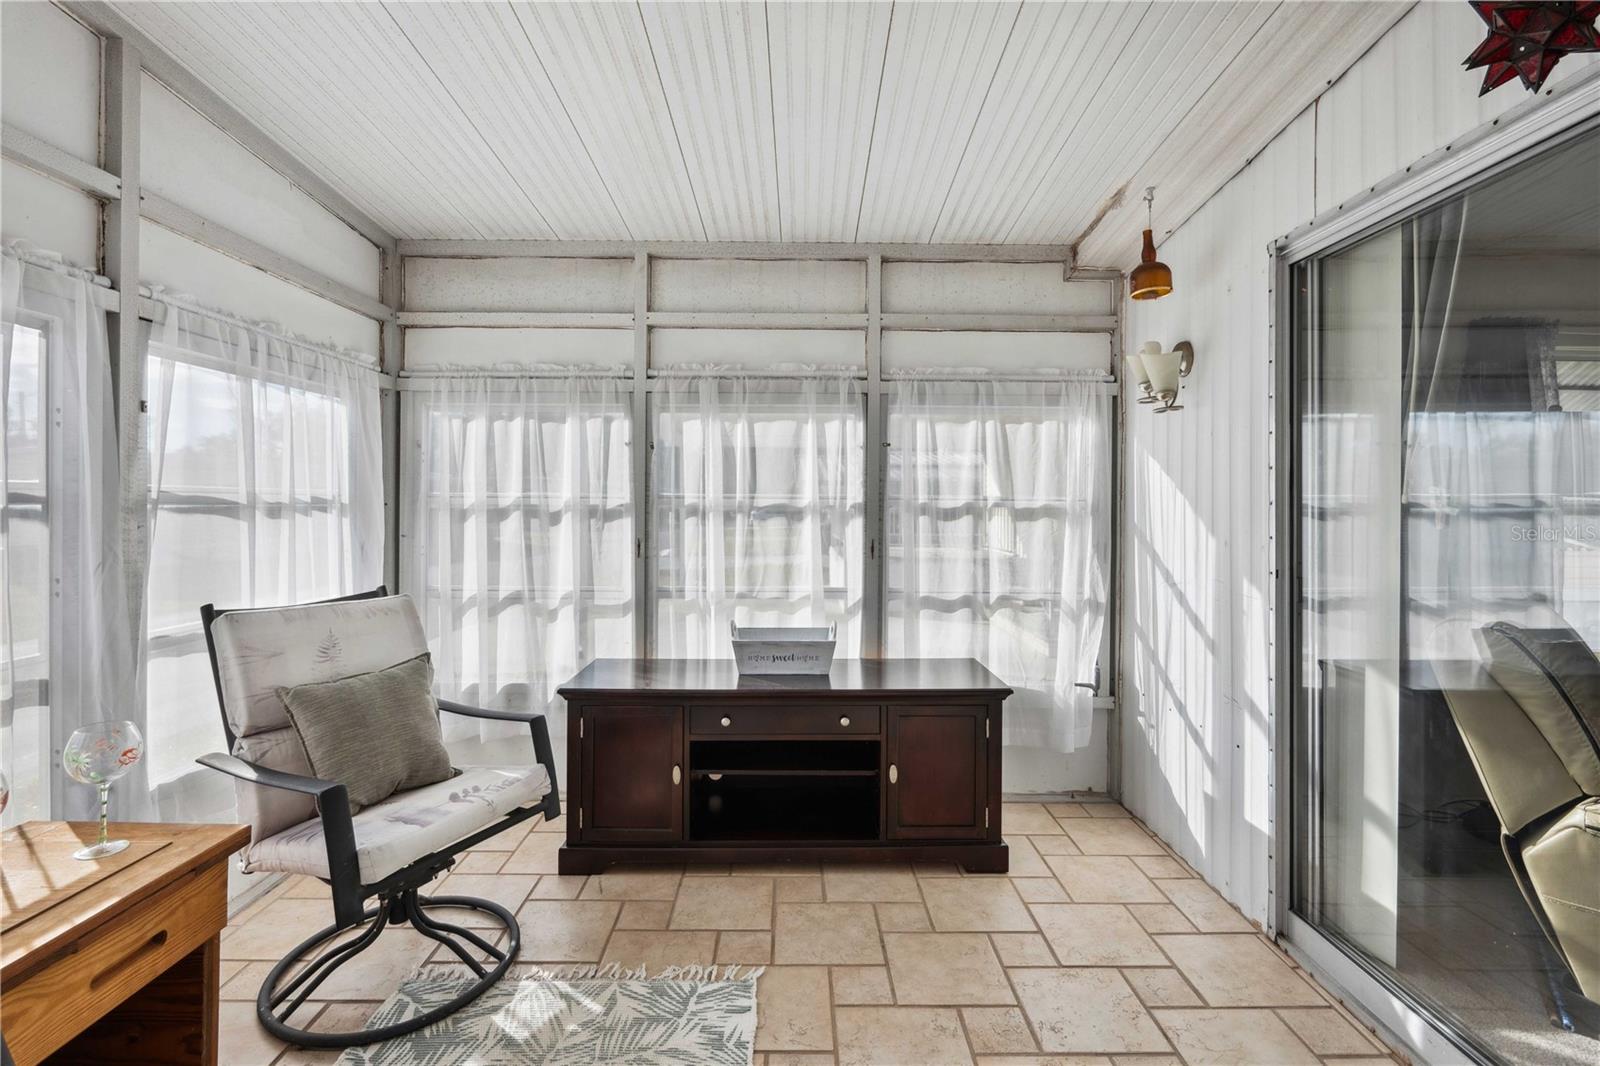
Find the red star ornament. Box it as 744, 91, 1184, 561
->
1464, 1, 1600, 94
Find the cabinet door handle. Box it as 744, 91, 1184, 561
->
839, 715, 851, 727
672, 764, 682, 785
720, 716, 732, 728
888, 763, 898, 784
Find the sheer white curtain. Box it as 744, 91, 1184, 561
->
886, 371, 1110, 752
1, 244, 141, 822
650, 368, 864, 657
403, 370, 634, 753
141, 293, 382, 817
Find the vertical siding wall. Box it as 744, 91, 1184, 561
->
1118, 1, 1598, 924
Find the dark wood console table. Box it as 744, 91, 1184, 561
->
557, 658, 1011, 874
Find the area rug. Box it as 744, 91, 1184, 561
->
335, 964, 761, 1065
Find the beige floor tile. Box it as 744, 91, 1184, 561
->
1109, 1057, 1178, 1066
280, 874, 332, 898
733, 862, 823, 877
1086, 804, 1132, 819
975, 1059, 1114, 1066
601, 929, 717, 971
221, 960, 277, 1000
1044, 856, 1165, 904
756, 967, 834, 1051
835, 1006, 973, 1066
774, 903, 884, 965
922, 878, 1036, 931
671, 875, 773, 929
514, 899, 619, 961
1126, 903, 1196, 934
1153, 1008, 1319, 1065
992, 932, 1057, 967
224, 898, 337, 960
617, 900, 674, 929
718, 930, 773, 965
580, 868, 683, 901
311, 928, 438, 1000
824, 864, 922, 902
913, 862, 964, 878
1003, 803, 1065, 835
1130, 856, 1189, 879
450, 851, 509, 874
498, 831, 563, 873
963, 1006, 1038, 1053
877, 902, 933, 932
532, 813, 565, 833
1276, 1006, 1385, 1055
218, 1001, 287, 1065
1154, 934, 1324, 1007
1031, 835, 1084, 856
470, 822, 530, 851
1031, 904, 1166, 966
777, 874, 825, 902
1010, 968, 1170, 1054
1002, 836, 1053, 877
885, 932, 1015, 1005
1063, 820, 1165, 856
528, 874, 588, 899
434, 873, 536, 924
1155, 878, 1253, 932
272, 1003, 382, 1064
765, 1056, 838, 1066
1122, 968, 1203, 1007
833, 965, 894, 1005
1011, 878, 1070, 904
683, 864, 732, 876
1046, 802, 1091, 818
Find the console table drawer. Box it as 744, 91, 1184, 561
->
690, 704, 881, 736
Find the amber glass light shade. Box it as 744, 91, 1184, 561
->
1129, 228, 1173, 300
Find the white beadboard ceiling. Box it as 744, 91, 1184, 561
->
111, 0, 1412, 264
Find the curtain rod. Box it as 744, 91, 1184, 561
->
143, 287, 380, 373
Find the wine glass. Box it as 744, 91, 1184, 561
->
62, 720, 144, 860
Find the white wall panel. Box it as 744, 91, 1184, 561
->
651, 327, 864, 367
141, 76, 380, 296
404, 257, 633, 312
883, 330, 1109, 372
1, 1, 100, 161
652, 259, 865, 312
403, 327, 631, 369
142, 223, 379, 355
883, 262, 1111, 315
1, 161, 100, 267
1117, 0, 1596, 928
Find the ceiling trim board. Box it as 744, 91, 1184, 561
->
398, 239, 1079, 265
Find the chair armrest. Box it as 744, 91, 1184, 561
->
196, 752, 364, 927
435, 701, 562, 821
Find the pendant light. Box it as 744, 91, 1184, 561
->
1129, 187, 1173, 301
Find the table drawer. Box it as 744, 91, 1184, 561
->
690, 704, 881, 736
2, 860, 226, 1065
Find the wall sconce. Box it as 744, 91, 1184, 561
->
1134, 340, 1194, 413
1129, 187, 1173, 301
1125, 351, 1159, 405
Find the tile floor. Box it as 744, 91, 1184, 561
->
219, 801, 1402, 1065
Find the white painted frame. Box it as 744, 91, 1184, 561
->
1268, 67, 1600, 1066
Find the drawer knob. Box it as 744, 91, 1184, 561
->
672, 764, 682, 785
888, 763, 898, 784
839, 716, 851, 727
720, 716, 732, 728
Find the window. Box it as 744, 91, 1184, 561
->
404, 373, 633, 754
1290, 131, 1600, 1064
143, 304, 382, 811
2, 323, 50, 824
650, 373, 865, 657
885, 375, 1111, 752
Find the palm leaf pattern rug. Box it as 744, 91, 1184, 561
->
336, 967, 759, 1065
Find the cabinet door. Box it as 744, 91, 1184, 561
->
886, 704, 989, 839
578, 702, 684, 842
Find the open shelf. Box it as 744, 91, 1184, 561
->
690, 773, 879, 842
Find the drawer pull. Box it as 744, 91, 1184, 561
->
90, 929, 169, 991
720, 716, 732, 728
672, 764, 682, 785
839, 716, 851, 727
888, 763, 898, 784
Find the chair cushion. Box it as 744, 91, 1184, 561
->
278, 653, 453, 811
1478, 622, 1600, 795
242, 764, 551, 884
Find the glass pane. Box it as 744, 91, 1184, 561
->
1294, 131, 1600, 1063
2, 323, 50, 825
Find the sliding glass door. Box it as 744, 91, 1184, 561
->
1290, 130, 1600, 1064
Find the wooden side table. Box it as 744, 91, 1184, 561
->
1, 821, 249, 1066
